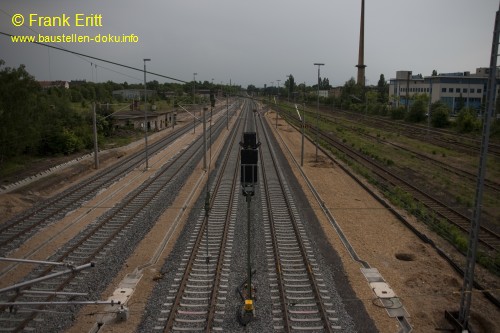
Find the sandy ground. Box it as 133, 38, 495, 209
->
1, 103, 499, 333
264, 110, 500, 333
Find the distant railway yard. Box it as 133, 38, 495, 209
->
1, 98, 499, 332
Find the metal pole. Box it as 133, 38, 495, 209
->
247, 195, 252, 301
0, 263, 94, 294
193, 108, 196, 134
210, 106, 213, 164
92, 102, 99, 169
406, 71, 411, 114
143, 58, 151, 170
193, 73, 197, 105
172, 96, 176, 130
0, 300, 119, 307
427, 77, 432, 134
276, 80, 281, 129
226, 91, 229, 129
301, 103, 305, 167
458, 4, 499, 329
0, 257, 74, 266
286, 75, 291, 103
203, 107, 207, 170
314, 63, 324, 162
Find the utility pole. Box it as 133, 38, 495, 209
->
143, 58, 151, 170
406, 71, 411, 114
276, 79, 281, 129
427, 77, 433, 134
193, 73, 197, 105
92, 102, 99, 169
203, 106, 207, 170
313, 63, 324, 162
301, 103, 305, 167
286, 75, 291, 103
454, 3, 500, 331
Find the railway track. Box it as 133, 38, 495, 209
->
315, 127, 500, 253
157, 98, 244, 332
323, 108, 500, 158
257, 107, 341, 332
0, 103, 235, 256
277, 107, 500, 257
0, 103, 238, 332
333, 122, 500, 193
140, 99, 356, 332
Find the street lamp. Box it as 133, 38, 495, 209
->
276, 79, 281, 129
286, 75, 291, 103
193, 72, 197, 104
313, 63, 324, 162
143, 58, 151, 170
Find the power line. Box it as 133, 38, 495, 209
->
0, 31, 188, 83
0, 9, 130, 81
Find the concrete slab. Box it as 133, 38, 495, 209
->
370, 282, 396, 298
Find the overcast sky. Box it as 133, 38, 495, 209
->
1, 0, 498, 88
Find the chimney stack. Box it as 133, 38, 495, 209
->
356, 0, 366, 86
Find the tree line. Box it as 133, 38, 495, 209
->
251, 73, 499, 136
2, 61, 498, 177
0, 60, 239, 175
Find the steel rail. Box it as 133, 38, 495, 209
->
257, 109, 334, 333
0, 123, 190, 251
162, 102, 245, 332
1, 104, 236, 332
0, 105, 231, 252
281, 107, 500, 253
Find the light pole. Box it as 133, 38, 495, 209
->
276, 79, 281, 129
313, 63, 324, 162
193, 72, 197, 104
286, 75, 291, 103
143, 58, 151, 170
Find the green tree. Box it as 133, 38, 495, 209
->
456, 107, 480, 133
456, 94, 465, 113
406, 94, 428, 122
390, 106, 406, 120
377, 74, 388, 103
284, 74, 296, 95
431, 103, 450, 128
0, 61, 42, 160
340, 78, 363, 110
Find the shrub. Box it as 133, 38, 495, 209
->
390, 106, 406, 120
431, 105, 450, 128
456, 107, 481, 133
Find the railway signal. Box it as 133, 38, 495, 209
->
239, 132, 260, 323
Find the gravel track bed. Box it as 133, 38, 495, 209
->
139, 101, 374, 332
138, 103, 247, 332
259, 111, 376, 332
14, 157, 197, 332
1, 112, 233, 332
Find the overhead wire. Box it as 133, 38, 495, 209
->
0, 9, 148, 83
0, 8, 141, 82
0, 31, 187, 83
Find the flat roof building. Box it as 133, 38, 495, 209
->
389, 68, 500, 114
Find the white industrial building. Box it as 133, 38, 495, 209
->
389, 68, 500, 114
